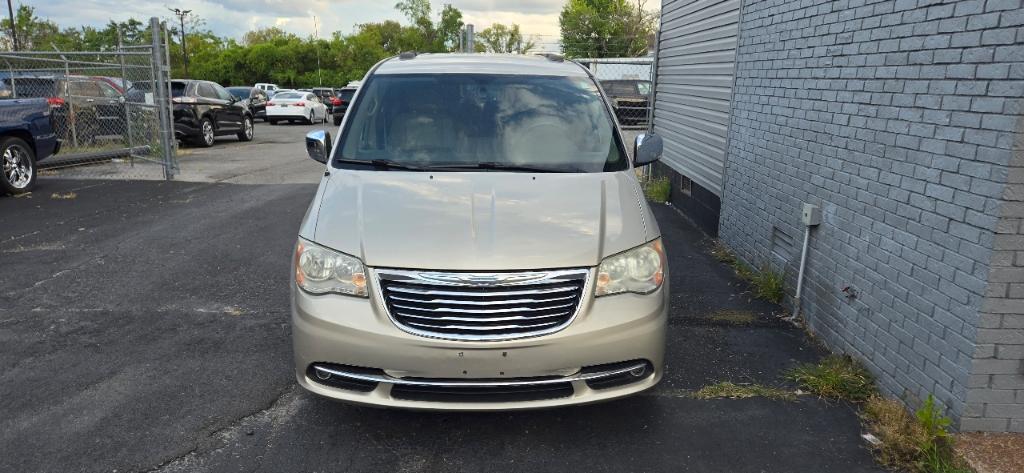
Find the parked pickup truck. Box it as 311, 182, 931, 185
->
0, 98, 61, 194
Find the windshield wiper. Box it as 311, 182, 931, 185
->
334, 158, 426, 171
428, 162, 576, 173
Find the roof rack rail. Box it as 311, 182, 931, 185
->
535, 53, 564, 63
399, 51, 418, 60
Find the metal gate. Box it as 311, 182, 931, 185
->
0, 17, 176, 181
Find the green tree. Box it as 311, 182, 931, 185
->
243, 27, 298, 46
559, 0, 657, 58
476, 24, 535, 54
435, 4, 464, 52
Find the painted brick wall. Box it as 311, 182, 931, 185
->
963, 139, 1024, 432
718, 0, 1024, 429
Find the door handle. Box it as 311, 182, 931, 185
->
85, 99, 95, 102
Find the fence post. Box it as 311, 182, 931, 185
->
117, 26, 135, 167
163, 23, 178, 168
150, 17, 174, 180
52, 46, 79, 148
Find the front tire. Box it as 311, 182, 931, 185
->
237, 116, 254, 142
269, 119, 278, 125
196, 117, 215, 147
333, 115, 342, 126
1, 137, 37, 195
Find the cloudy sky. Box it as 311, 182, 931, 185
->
30, 0, 566, 46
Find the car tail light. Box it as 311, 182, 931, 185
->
295, 101, 305, 106
330, 97, 341, 106
46, 97, 65, 107
267, 101, 275, 106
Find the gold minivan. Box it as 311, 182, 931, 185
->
294, 53, 668, 410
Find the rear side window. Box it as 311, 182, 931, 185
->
1, 78, 58, 98
339, 89, 356, 100
170, 82, 188, 97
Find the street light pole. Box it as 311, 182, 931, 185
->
6, 0, 18, 51
168, 8, 191, 78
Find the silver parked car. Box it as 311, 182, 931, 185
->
294, 53, 667, 410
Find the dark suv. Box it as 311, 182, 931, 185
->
311, 87, 338, 113
0, 75, 127, 145
226, 86, 269, 122
172, 80, 253, 147
331, 86, 357, 126
599, 79, 651, 127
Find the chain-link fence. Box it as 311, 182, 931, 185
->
577, 57, 654, 131
0, 17, 176, 181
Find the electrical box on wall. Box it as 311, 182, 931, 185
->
802, 203, 822, 226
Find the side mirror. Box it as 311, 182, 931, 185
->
633, 133, 663, 166
305, 130, 332, 164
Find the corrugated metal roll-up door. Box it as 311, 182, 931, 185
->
653, 0, 740, 197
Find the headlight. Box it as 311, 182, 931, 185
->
294, 238, 368, 297
595, 239, 666, 297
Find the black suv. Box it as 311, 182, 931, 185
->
226, 86, 269, 122
599, 79, 651, 127
331, 86, 357, 126
311, 87, 338, 113
172, 80, 253, 147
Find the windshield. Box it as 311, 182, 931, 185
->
226, 87, 249, 99
339, 89, 356, 100
336, 74, 625, 173
274, 92, 302, 100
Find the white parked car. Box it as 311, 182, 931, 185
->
266, 91, 329, 125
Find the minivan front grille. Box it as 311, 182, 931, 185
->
375, 268, 589, 341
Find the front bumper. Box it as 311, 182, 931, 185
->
292, 267, 668, 410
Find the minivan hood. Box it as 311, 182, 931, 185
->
310, 171, 650, 271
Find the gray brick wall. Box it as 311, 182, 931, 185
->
717, 0, 1024, 430
963, 139, 1024, 432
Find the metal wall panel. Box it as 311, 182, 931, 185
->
653, 0, 740, 197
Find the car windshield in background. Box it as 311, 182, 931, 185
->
337, 74, 625, 173
274, 92, 302, 100
339, 89, 355, 100
226, 87, 250, 99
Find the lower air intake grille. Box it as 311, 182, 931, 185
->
376, 268, 589, 341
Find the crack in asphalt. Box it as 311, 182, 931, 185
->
145, 385, 300, 473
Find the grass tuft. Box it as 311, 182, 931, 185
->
693, 382, 796, 401
50, 192, 77, 200
863, 395, 972, 473
709, 241, 785, 304
641, 176, 671, 202
785, 355, 876, 402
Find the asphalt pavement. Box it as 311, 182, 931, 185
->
0, 124, 882, 472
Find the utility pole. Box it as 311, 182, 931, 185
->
168, 8, 191, 78
6, 0, 17, 51
313, 16, 321, 87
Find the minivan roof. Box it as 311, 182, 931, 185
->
374, 53, 589, 77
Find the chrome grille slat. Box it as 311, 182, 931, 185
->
391, 302, 575, 314
404, 320, 562, 332
389, 294, 576, 305
376, 268, 589, 341
394, 311, 571, 323
386, 285, 580, 297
